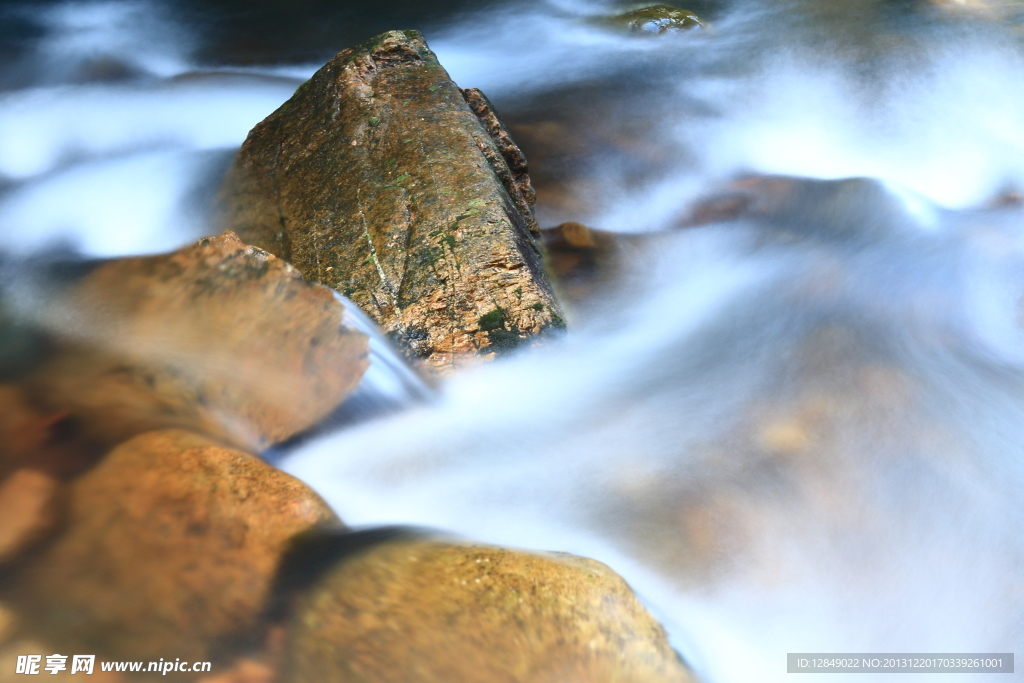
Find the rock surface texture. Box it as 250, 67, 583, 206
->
0, 469, 63, 564
3, 429, 342, 663
15, 231, 368, 453
219, 30, 564, 373
283, 537, 696, 683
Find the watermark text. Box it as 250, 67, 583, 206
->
15, 654, 212, 675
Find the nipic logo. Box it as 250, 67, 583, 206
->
14, 654, 208, 675
16, 655, 94, 675
71, 656, 96, 674
14, 655, 39, 675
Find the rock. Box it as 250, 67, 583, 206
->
218, 30, 565, 373
461, 87, 538, 219
0, 603, 14, 647
594, 322, 932, 586
541, 222, 624, 310
505, 87, 689, 229
678, 175, 935, 243
0, 302, 50, 383
196, 625, 286, 683
282, 533, 696, 683
0, 385, 86, 481
601, 5, 705, 34
541, 221, 619, 277
540, 222, 667, 315
15, 231, 368, 453
678, 175, 819, 229
676, 189, 755, 229
926, 0, 1022, 17
4, 429, 342, 663
0, 469, 63, 565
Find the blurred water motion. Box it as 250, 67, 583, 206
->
2, 0, 1024, 681
287, 176, 1024, 680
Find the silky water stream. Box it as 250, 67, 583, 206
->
2, 0, 1023, 680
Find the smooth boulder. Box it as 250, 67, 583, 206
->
3, 429, 342, 663
283, 535, 696, 683
14, 231, 368, 453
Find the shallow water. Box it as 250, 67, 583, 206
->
2, 0, 1024, 680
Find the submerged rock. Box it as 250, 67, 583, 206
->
4, 429, 341, 663
541, 222, 622, 285
678, 174, 939, 243
926, 0, 1024, 18
282, 533, 696, 683
602, 5, 705, 34
540, 221, 669, 315
13, 231, 368, 453
218, 30, 564, 373
541, 221, 625, 312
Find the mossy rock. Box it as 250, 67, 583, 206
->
218, 31, 565, 375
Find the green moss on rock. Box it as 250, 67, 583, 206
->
477, 308, 506, 332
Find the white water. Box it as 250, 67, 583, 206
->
2, 0, 1023, 680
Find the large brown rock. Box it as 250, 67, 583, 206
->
218, 30, 565, 373
4, 429, 342, 663
15, 231, 368, 453
283, 535, 696, 683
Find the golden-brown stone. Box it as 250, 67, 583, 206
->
5, 429, 342, 663
0, 603, 15, 647
283, 537, 696, 683
17, 231, 368, 453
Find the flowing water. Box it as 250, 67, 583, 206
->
2, 0, 1024, 680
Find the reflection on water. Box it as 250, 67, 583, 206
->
2, 0, 1024, 681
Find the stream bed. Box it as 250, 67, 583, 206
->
2, 0, 1023, 680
